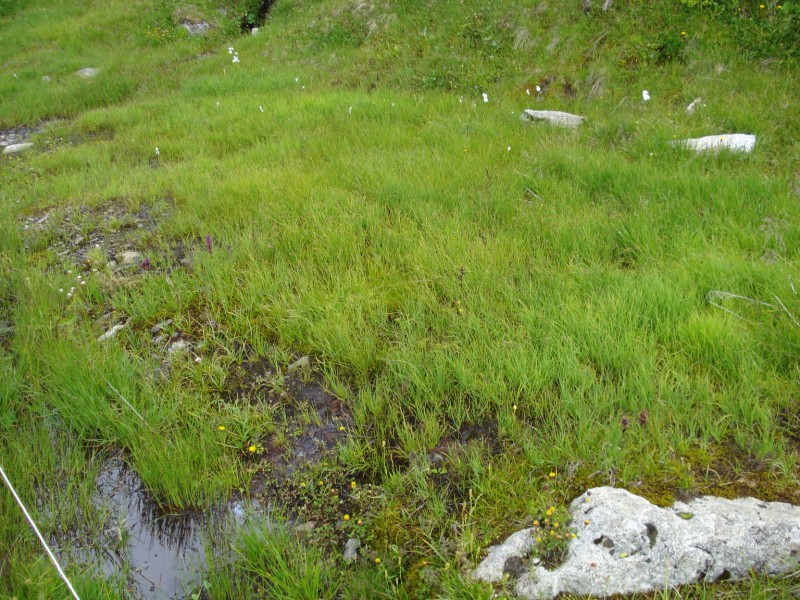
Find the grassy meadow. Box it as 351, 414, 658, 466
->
1, 0, 800, 597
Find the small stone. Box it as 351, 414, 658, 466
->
152, 334, 167, 346
116, 251, 144, 267
343, 538, 361, 562
181, 21, 209, 36
288, 356, 310, 371
293, 521, 316, 536
98, 323, 127, 342
520, 110, 585, 128
75, 67, 100, 78
167, 340, 191, 355
150, 319, 173, 335
250, 27, 259, 35
3, 143, 33, 155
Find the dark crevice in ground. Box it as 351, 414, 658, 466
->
240, 0, 277, 31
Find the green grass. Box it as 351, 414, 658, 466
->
1, 0, 800, 597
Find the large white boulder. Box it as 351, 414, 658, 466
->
474, 486, 800, 599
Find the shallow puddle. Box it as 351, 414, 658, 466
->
68, 456, 265, 599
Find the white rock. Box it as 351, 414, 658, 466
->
98, 323, 127, 342
520, 110, 586, 128
473, 487, 800, 599
472, 528, 537, 582
686, 97, 702, 114
251, 27, 259, 35
75, 67, 100, 78
2, 143, 33, 155
674, 133, 756, 154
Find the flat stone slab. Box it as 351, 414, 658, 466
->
520, 110, 586, 128
2, 142, 33, 155
473, 487, 800, 599
673, 133, 756, 153
75, 67, 100, 78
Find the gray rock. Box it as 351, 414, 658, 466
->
520, 110, 586, 128
288, 356, 310, 371
75, 67, 100, 78
181, 21, 209, 35
116, 250, 144, 267
167, 340, 191, 355
293, 521, 316, 536
150, 319, 173, 335
344, 538, 361, 562
3, 143, 33, 155
673, 133, 756, 154
473, 487, 800, 599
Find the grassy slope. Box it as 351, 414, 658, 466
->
1, 0, 800, 597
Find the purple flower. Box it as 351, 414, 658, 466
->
140, 258, 152, 271
638, 410, 649, 427
620, 416, 630, 431
205, 234, 213, 254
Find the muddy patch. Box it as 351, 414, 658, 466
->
61, 455, 268, 599
229, 356, 352, 481
20, 198, 188, 272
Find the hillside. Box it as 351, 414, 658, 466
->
1, 0, 799, 598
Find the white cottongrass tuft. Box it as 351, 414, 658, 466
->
642, 90, 651, 101
481, 92, 489, 103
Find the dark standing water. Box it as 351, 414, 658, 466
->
67, 456, 265, 599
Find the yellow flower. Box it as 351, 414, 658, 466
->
533, 520, 540, 527
344, 514, 350, 521
571, 533, 577, 539
217, 425, 225, 430
338, 426, 346, 431
248, 445, 257, 453
680, 31, 686, 36
548, 472, 556, 478
535, 537, 542, 543
759, 3, 765, 7
553, 522, 559, 528
350, 481, 357, 489
375, 558, 381, 564
318, 480, 324, 486
358, 519, 364, 525
584, 520, 590, 525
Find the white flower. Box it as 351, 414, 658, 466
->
67, 293, 72, 298
58, 288, 64, 293
526, 88, 531, 95
481, 92, 489, 103
348, 106, 353, 115
232, 55, 240, 64
535, 85, 542, 93
155, 147, 159, 156
194, 356, 202, 363
507, 146, 511, 151
81, 281, 86, 286
259, 106, 264, 113
228, 47, 234, 54
295, 77, 299, 82
642, 90, 650, 101
459, 96, 464, 103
